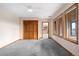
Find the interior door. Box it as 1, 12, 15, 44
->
34, 21, 38, 39
23, 21, 30, 39
29, 21, 34, 39
23, 20, 38, 40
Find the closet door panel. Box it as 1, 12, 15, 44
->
23, 20, 38, 40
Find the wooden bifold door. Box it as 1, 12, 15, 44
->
23, 20, 38, 40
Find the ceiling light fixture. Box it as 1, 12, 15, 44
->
28, 8, 33, 12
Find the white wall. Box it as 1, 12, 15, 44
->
49, 3, 79, 56
0, 8, 20, 48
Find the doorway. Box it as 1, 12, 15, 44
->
23, 20, 38, 40
42, 22, 49, 39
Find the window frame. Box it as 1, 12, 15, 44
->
53, 3, 78, 44
58, 16, 63, 37
65, 7, 78, 44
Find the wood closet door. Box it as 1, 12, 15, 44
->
23, 21, 30, 39
29, 21, 34, 39
34, 21, 38, 39
23, 20, 38, 40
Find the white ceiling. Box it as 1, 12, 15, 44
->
0, 3, 67, 19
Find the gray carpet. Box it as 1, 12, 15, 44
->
0, 38, 72, 56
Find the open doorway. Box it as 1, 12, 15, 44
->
42, 22, 48, 39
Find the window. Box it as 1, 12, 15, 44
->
71, 20, 76, 36
54, 21, 56, 34
53, 18, 58, 35
65, 8, 77, 43
58, 17, 63, 36
53, 3, 78, 44
70, 9, 77, 36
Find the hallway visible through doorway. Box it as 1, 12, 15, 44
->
42, 22, 48, 39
